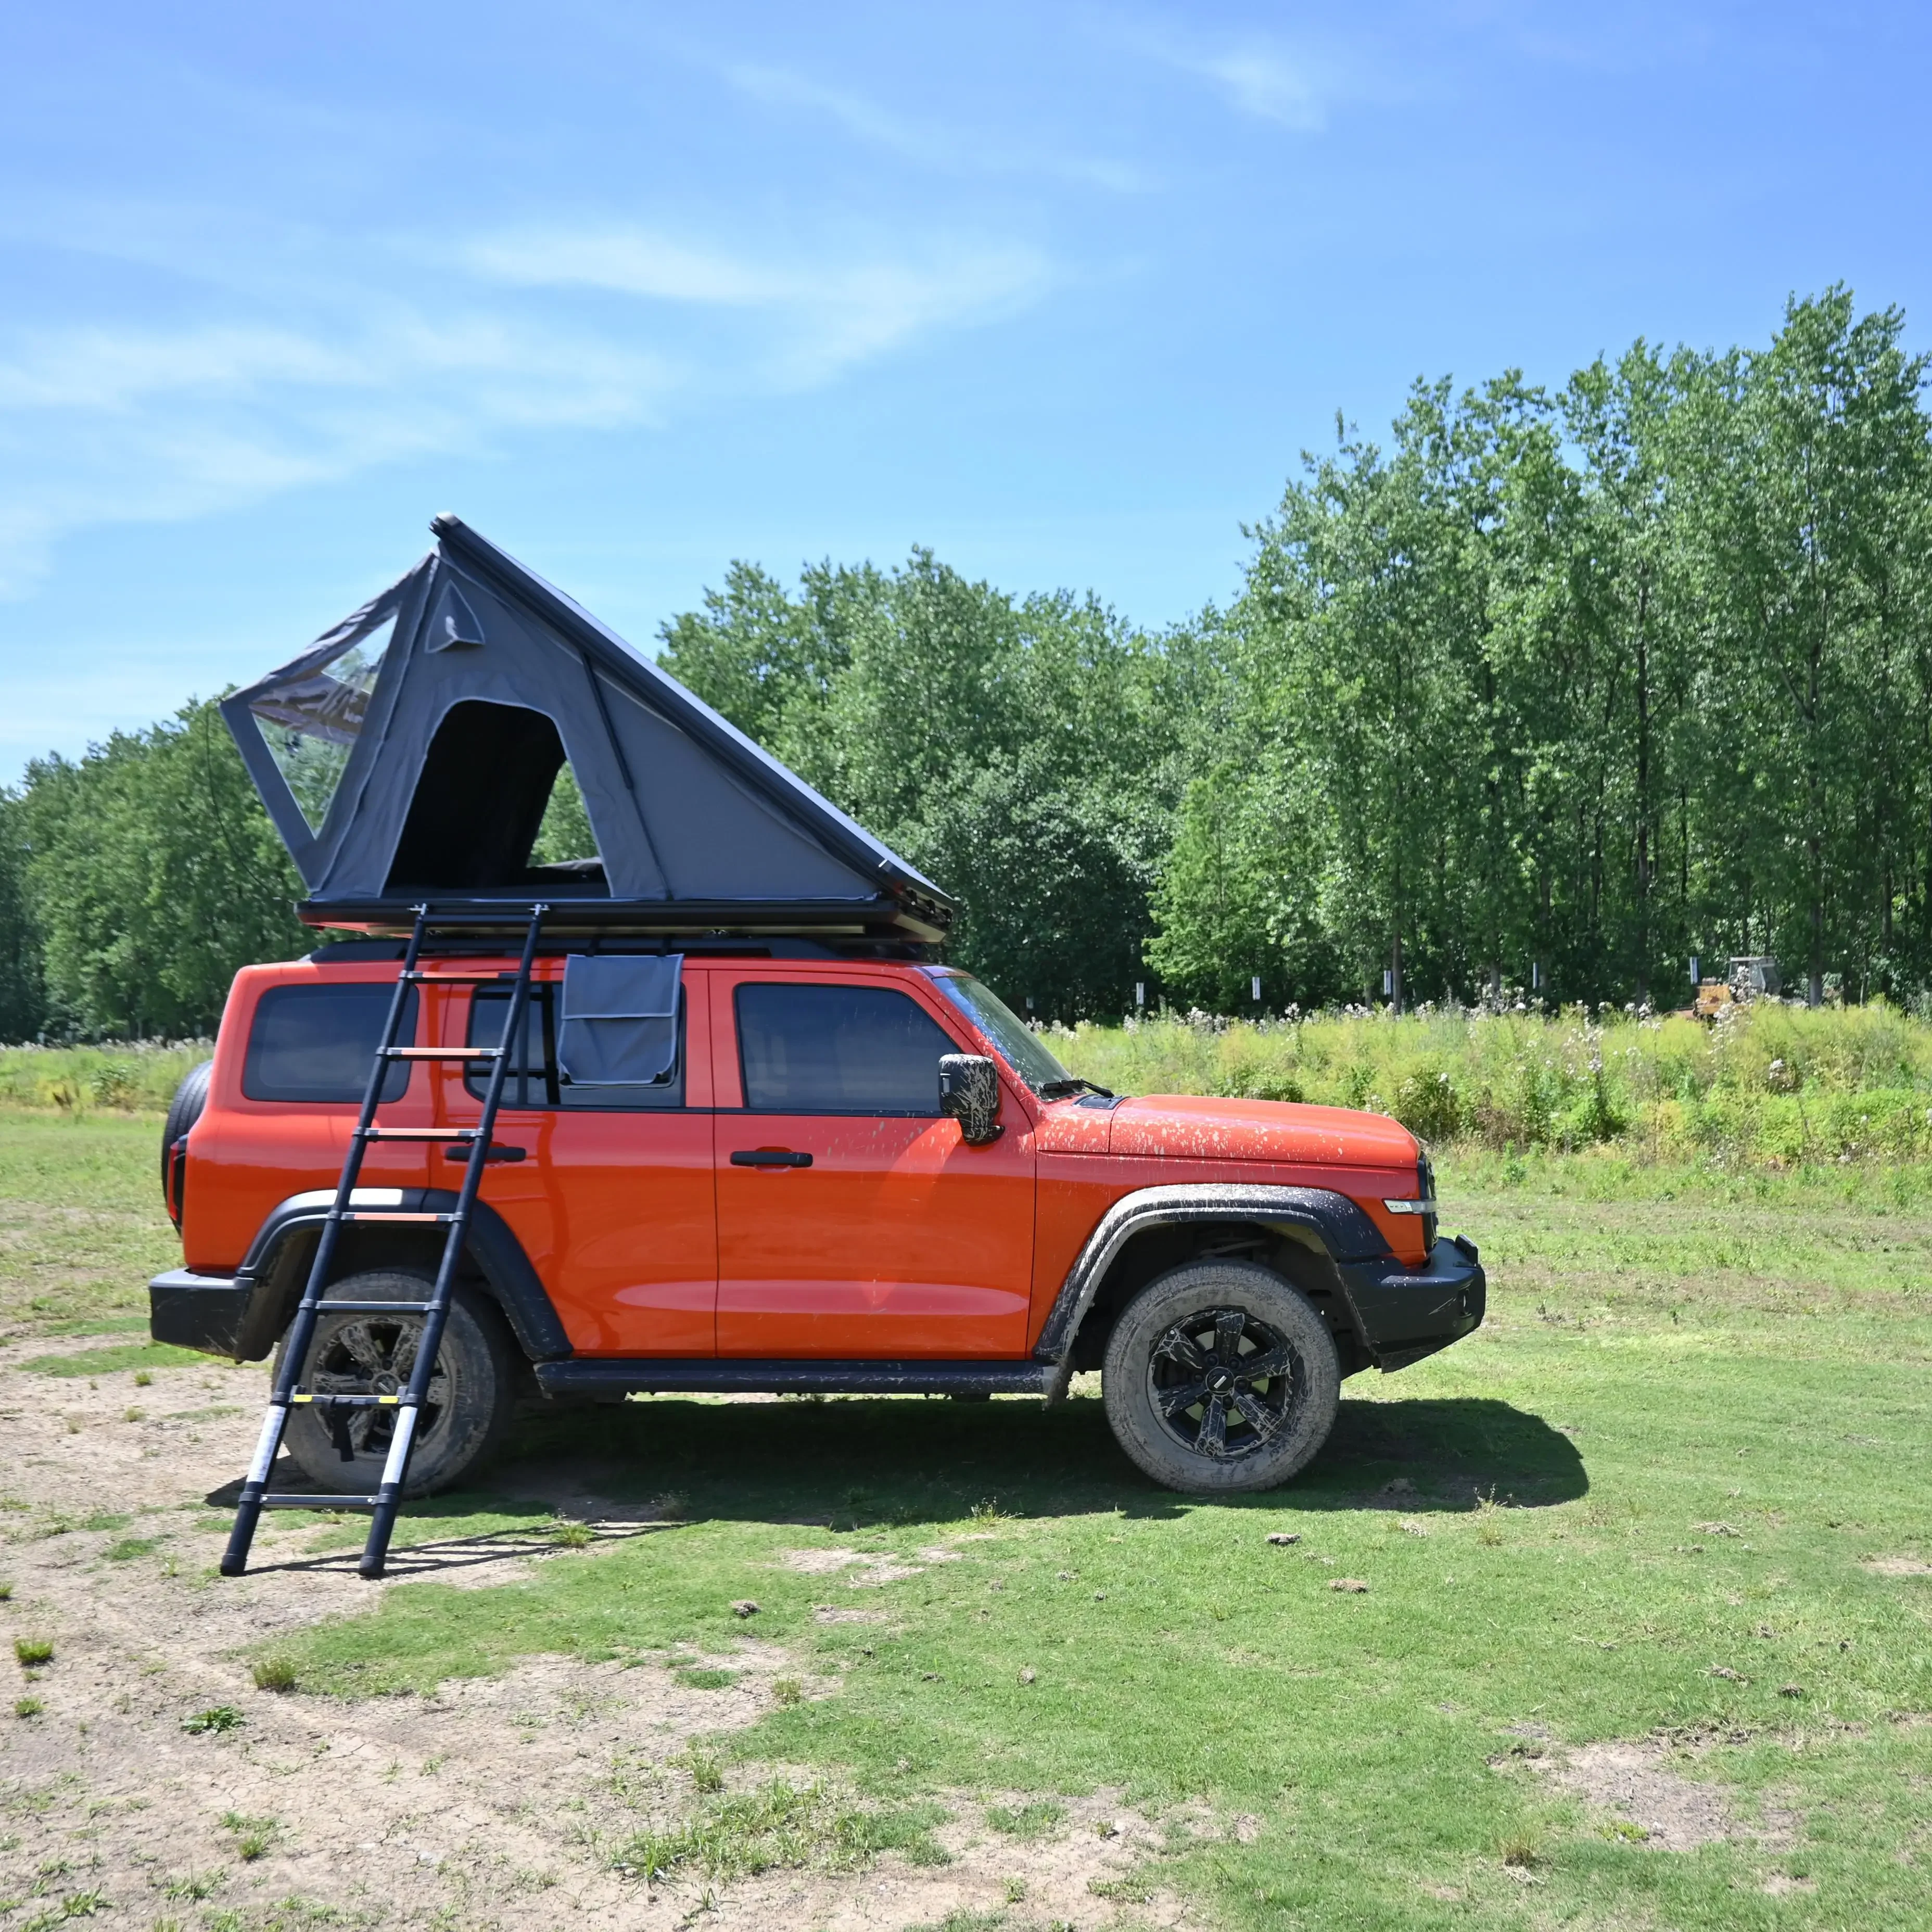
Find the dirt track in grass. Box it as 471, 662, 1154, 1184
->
0, 1336, 1199, 1931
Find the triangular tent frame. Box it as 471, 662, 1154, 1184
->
223, 515, 954, 944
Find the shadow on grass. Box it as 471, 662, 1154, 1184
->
197, 1473, 685, 1581
406, 1388, 1590, 1535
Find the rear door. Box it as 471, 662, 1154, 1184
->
710, 970, 1036, 1358
434, 962, 717, 1356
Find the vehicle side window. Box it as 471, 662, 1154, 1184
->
242, 984, 418, 1103
735, 983, 955, 1114
465, 986, 684, 1110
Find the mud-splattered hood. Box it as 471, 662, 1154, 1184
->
1101, 1095, 1419, 1169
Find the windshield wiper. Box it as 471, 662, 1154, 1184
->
1036, 1077, 1114, 1100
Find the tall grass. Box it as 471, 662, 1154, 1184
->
1057, 1002, 1932, 1165
0, 1041, 210, 1113
9, 1003, 1931, 1168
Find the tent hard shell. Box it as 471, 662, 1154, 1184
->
221, 515, 954, 943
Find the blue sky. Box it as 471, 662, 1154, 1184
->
3, 2, 1928, 781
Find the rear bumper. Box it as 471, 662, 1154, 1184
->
149, 1268, 266, 1361
1337, 1234, 1486, 1370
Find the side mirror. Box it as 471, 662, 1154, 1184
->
938, 1053, 1003, 1145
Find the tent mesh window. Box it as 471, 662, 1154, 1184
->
248, 612, 398, 833
385, 701, 606, 894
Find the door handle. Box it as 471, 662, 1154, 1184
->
730, 1149, 812, 1168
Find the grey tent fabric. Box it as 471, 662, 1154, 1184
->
220, 515, 953, 938
558, 955, 681, 1087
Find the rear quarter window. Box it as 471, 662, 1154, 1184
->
242, 983, 417, 1103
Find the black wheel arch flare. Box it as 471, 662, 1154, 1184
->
219, 1189, 569, 1364
1035, 1183, 1484, 1399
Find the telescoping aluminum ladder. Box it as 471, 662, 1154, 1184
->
221, 903, 548, 1582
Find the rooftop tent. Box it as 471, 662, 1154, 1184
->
221, 516, 954, 942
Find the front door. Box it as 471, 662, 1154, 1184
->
713, 972, 1036, 1358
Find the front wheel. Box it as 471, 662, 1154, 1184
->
1101, 1259, 1340, 1494
277, 1272, 518, 1497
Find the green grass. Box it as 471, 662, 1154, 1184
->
16, 1340, 210, 1376
258, 1153, 1932, 1929
4, 1104, 1930, 1925
0, 1110, 183, 1336
611, 1780, 948, 1883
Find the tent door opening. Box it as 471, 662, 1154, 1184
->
384, 700, 608, 895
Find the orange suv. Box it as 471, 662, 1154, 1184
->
152, 944, 1484, 1497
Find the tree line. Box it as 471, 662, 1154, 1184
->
3, 287, 1929, 1039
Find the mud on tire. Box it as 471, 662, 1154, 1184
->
277, 1270, 518, 1497
1101, 1258, 1341, 1495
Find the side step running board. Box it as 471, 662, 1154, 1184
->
535, 1359, 1054, 1400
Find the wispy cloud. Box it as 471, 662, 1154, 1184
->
1111, 15, 1344, 131
463, 226, 1054, 387
0, 214, 1051, 596
723, 63, 1151, 193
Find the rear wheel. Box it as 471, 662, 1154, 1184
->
1101, 1259, 1340, 1494
278, 1271, 517, 1497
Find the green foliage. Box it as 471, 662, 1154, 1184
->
182, 1704, 244, 1733
1057, 1001, 1932, 1160
659, 551, 1183, 1019
7, 699, 306, 1038
0, 1040, 207, 1111
1151, 290, 1932, 1014
7, 291, 1931, 1037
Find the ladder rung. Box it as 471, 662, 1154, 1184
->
382, 1046, 502, 1062
291, 1391, 406, 1406
358, 1127, 479, 1141
338, 1210, 455, 1224
300, 1301, 437, 1315
260, 1494, 378, 1510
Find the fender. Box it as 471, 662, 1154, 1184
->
173, 1187, 571, 1363
1032, 1183, 1391, 1401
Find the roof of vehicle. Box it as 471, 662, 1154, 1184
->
221, 515, 953, 944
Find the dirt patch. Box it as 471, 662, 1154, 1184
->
1524, 1735, 1799, 1852
780, 1547, 925, 1587
1865, 1556, 1932, 1578
0, 1338, 1191, 1929
675, 1791, 1202, 1930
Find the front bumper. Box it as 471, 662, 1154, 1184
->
1337, 1234, 1485, 1370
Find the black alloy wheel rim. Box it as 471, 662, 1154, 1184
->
1146, 1305, 1299, 1461
310, 1317, 451, 1459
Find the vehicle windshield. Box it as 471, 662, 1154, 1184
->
930, 972, 1074, 1094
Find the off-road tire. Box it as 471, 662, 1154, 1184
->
278, 1271, 517, 1497
1101, 1259, 1340, 1494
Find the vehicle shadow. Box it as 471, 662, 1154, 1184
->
198, 1474, 682, 1581
454, 1388, 1586, 1532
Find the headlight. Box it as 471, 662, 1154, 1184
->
1383, 1151, 1438, 1252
